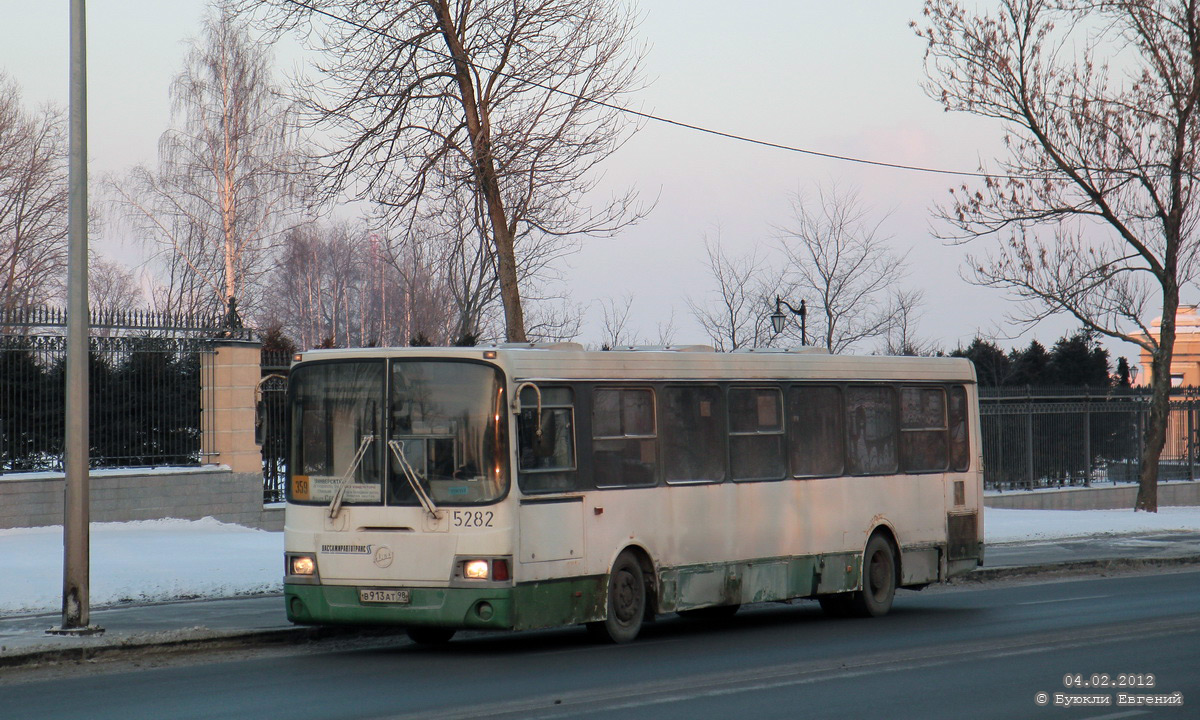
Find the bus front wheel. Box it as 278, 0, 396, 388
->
850, 534, 896, 618
588, 551, 646, 643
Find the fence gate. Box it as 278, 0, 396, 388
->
259, 351, 291, 503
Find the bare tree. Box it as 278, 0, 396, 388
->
686, 235, 782, 352
244, 0, 648, 342
880, 289, 939, 356
598, 293, 641, 349
777, 183, 910, 354
654, 307, 678, 346
594, 294, 678, 348
114, 2, 299, 321
916, 0, 1200, 511
88, 256, 145, 315
266, 221, 456, 348
0, 74, 67, 315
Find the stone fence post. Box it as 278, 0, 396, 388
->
201, 339, 263, 473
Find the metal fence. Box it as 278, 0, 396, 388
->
10, 326, 1198, 499
979, 386, 1200, 490
0, 334, 216, 473
259, 350, 291, 503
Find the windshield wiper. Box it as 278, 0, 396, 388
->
328, 434, 376, 519
388, 439, 441, 519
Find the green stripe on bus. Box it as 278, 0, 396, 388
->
285, 584, 515, 629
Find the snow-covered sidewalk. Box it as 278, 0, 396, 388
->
2, 507, 1200, 615
0, 518, 280, 615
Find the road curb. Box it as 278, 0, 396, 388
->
0, 625, 331, 670
956, 554, 1200, 582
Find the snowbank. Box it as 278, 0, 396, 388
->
985, 506, 1200, 543
0, 518, 280, 615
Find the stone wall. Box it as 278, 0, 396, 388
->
985, 480, 1200, 510
0, 467, 272, 530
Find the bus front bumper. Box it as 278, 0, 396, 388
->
285, 583, 515, 630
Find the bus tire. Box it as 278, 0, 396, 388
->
850, 534, 897, 618
406, 626, 456, 645
589, 551, 646, 643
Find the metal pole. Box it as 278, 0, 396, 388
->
1189, 400, 1196, 482
1025, 394, 1035, 490
50, 0, 101, 636
1083, 398, 1091, 487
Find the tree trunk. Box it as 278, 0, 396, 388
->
1137, 287, 1177, 513
433, 1, 527, 343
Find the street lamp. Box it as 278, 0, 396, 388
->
770, 296, 807, 346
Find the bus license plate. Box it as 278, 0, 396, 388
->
359, 588, 411, 604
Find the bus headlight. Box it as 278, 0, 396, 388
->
453, 557, 511, 585
289, 554, 316, 576
464, 559, 490, 579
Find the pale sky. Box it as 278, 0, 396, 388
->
0, 1, 1157, 363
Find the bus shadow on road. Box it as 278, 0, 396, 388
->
353, 600, 984, 658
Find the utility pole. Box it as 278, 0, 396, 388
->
49, 0, 102, 637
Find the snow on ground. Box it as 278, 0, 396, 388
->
0, 518, 281, 615
985, 506, 1200, 543
2, 507, 1200, 615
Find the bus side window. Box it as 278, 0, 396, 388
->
728, 386, 786, 481
947, 385, 971, 471
788, 385, 844, 477
662, 385, 725, 484
899, 386, 949, 473
517, 386, 579, 493
592, 387, 657, 488
845, 386, 898, 475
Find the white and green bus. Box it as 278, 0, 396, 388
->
283, 344, 983, 644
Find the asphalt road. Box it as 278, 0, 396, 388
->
2, 569, 1196, 720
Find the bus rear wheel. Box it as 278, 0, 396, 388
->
588, 551, 646, 643
849, 534, 896, 618
406, 626, 456, 645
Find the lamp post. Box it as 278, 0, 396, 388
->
770, 296, 807, 346
49, 0, 102, 636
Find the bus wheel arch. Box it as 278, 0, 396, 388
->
588, 546, 657, 643
851, 528, 899, 618
867, 523, 902, 586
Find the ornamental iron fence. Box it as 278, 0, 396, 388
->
0, 334, 216, 472
979, 386, 1200, 491
259, 350, 292, 503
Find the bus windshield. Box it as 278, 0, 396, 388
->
288, 359, 508, 507
389, 361, 508, 506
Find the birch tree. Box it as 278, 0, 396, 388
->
244, 0, 647, 341
916, 0, 1200, 511
115, 3, 299, 321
